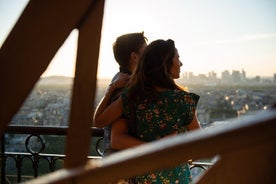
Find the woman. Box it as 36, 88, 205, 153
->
95, 39, 201, 184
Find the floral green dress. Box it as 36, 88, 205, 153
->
122, 89, 200, 184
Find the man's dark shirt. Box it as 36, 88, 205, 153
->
103, 68, 130, 156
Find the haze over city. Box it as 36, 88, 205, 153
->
1, 0, 275, 78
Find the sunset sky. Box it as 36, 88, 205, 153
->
1, 0, 276, 78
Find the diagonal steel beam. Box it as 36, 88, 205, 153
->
64, 0, 105, 168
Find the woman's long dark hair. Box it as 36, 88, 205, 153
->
126, 39, 181, 135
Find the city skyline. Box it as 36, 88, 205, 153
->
41, 68, 275, 79
1, 0, 276, 78
181, 68, 275, 79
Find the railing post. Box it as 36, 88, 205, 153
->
16, 155, 22, 183
1, 134, 6, 183
33, 154, 39, 178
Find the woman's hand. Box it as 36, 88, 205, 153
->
110, 72, 130, 89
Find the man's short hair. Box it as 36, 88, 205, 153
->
113, 32, 147, 68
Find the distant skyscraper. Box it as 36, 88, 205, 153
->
241, 69, 246, 81
254, 76, 261, 83
188, 72, 194, 79
274, 73, 276, 83
208, 70, 217, 79
221, 70, 231, 83
232, 70, 241, 82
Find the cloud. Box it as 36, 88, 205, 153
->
243, 33, 276, 40
194, 33, 276, 46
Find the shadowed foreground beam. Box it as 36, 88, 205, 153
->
23, 110, 276, 184
64, 0, 105, 168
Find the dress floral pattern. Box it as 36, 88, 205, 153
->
122, 89, 200, 184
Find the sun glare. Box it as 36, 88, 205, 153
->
1, 0, 275, 79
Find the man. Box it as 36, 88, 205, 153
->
93, 32, 147, 156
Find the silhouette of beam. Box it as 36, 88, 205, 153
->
0, 0, 98, 136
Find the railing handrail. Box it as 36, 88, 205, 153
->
2, 125, 210, 183
4, 125, 104, 137
1, 125, 104, 183
4, 152, 102, 159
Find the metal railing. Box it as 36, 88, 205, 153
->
1, 125, 103, 183
1, 125, 212, 183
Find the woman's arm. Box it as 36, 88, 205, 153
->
94, 96, 124, 128
187, 114, 201, 131
93, 84, 117, 127
111, 118, 144, 149
93, 73, 129, 127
